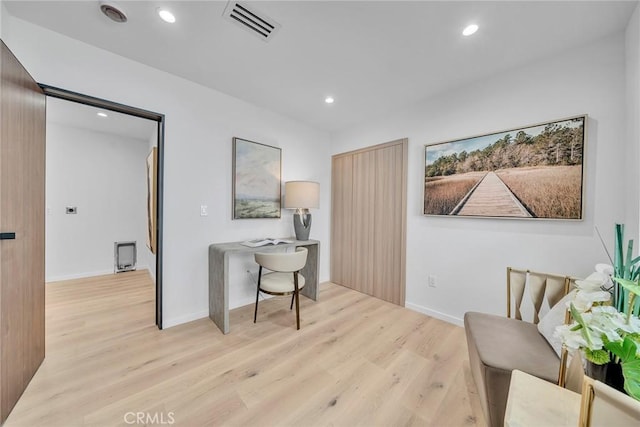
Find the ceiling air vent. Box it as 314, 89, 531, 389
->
223, 1, 281, 42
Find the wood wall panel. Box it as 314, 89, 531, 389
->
331, 139, 407, 306
0, 40, 46, 423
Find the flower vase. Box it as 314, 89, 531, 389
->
585, 359, 625, 394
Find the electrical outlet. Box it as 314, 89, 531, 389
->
200, 205, 208, 216
428, 275, 437, 288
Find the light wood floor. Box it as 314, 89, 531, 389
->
6, 270, 486, 426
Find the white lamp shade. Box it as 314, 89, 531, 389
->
284, 181, 319, 209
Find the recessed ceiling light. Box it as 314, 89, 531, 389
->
463, 24, 479, 36
325, 97, 334, 104
97, 112, 108, 118
158, 9, 176, 23
99, 1, 128, 23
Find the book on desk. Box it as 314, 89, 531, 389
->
240, 238, 294, 248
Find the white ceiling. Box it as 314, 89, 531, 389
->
5, 1, 637, 132
47, 97, 157, 141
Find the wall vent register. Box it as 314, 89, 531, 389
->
114, 241, 137, 273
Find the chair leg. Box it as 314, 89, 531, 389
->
294, 272, 300, 330
254, 266, 262, 323
290, 293, 295, 310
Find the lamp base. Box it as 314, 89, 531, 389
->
293, 211, 312, 241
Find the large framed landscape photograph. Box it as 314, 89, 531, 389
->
424, 115, 586, 219
233, 137, 282, 219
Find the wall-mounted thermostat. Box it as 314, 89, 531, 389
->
66, 206, 77, 214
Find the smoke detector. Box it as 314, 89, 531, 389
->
100, 1, 128, 23
223, 1, 280, 42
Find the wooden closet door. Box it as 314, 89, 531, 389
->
373, 143, 406, 305
330, 139, 407, 306
330, 155, 353, 286
351, 150, 376, 296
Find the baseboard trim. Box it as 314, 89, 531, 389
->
405, 302, 464, 327
163, 310, 209, 329
46, 269, 116, 283
46, 266, 150, 283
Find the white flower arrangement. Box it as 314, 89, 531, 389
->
554, 265, 640, 399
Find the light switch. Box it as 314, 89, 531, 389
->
200, 205, 208, 216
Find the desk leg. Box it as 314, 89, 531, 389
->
209, 247, 229, 334
300, 242, 320, 301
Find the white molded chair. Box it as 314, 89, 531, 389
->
254, 247, 308, 330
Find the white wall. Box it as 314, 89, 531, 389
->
0, 1, 6, 40
628, 4, 640, 241
45, 123, 150, 281
3, 16, 331, 328
331, 34, 628, 325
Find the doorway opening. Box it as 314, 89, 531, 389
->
41, 85, 165, 329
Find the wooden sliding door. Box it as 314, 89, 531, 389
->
331, 139, 407, 306
0, 41, 46, 423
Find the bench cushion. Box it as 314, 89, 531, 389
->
464, 311, 560, 427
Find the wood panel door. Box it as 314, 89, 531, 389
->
330, 154, 353, 286
0, 40, 46, 423
372, 143, 406, 305
330, 139, 407, 306
351, 149, 376, 296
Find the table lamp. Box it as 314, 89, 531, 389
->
284, 181, 319, 241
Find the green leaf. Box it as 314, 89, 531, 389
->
625, 240, 634, 279
614, 277, 640, 298
606, 336, 637, 363
570, 304, 594, 348
584, 348, 611, 365
615, 224, 624, 278
606, 340, 625, 360
631, 264, 640, 282
570, 303, 585, 325
622, 358, 640, 401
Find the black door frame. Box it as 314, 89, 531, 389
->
39, 84, 165, 329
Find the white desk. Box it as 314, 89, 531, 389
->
208, 239, 320, 334
504, 370, 581, 427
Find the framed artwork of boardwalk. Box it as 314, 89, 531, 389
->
233, 138, 282, 219
423, 115, 586, 219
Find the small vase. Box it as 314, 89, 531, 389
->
585, 359, 626, 394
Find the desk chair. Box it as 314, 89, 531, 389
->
254, 247, 308, 330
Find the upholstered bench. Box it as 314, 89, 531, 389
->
464, 268, 573, 427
